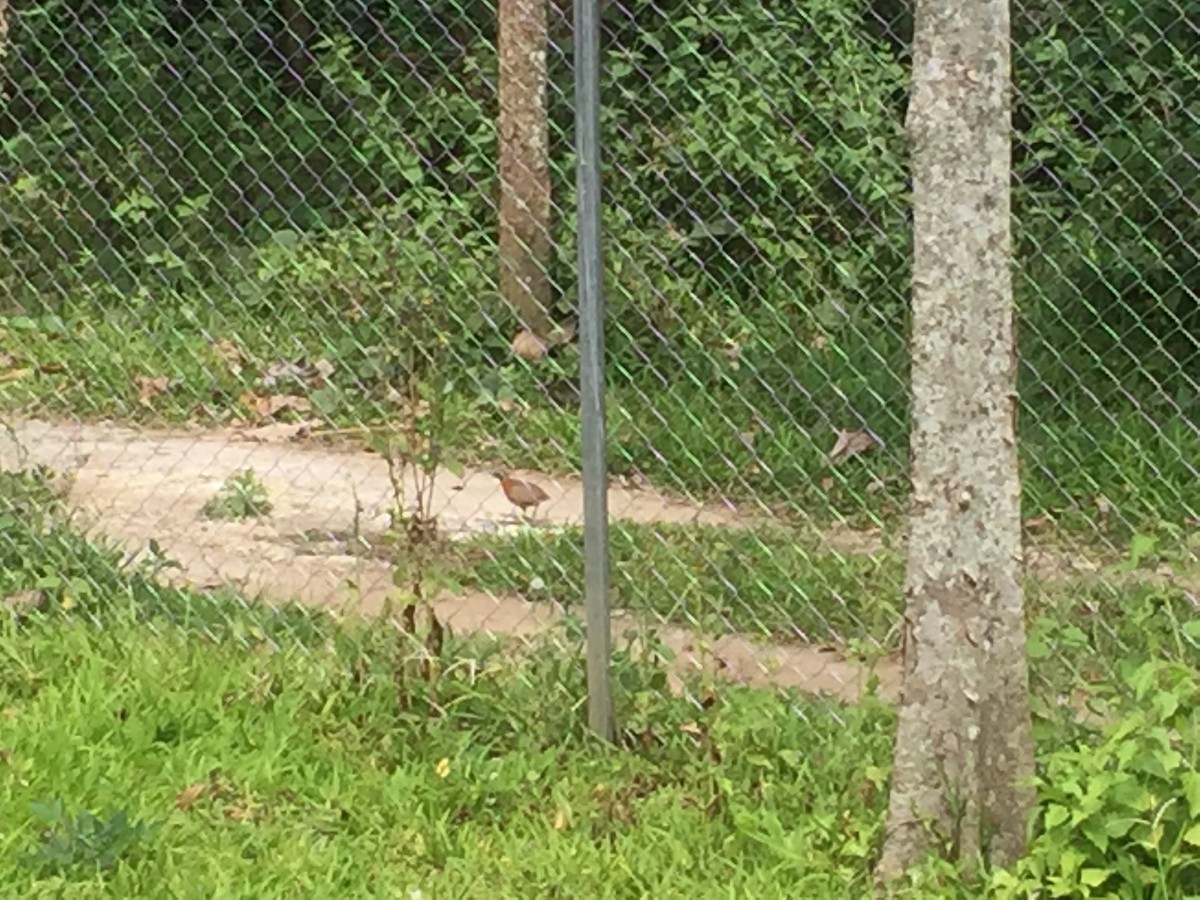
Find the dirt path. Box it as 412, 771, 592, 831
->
1, 417, 902, 704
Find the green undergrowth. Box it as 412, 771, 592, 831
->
1025, 577, 1200, 695
2, 605, 1197, 897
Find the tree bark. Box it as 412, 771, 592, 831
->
876, 0, 1035, 881
497, 0, 554, 336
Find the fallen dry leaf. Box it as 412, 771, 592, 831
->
261, 360, 307, 388
4, 590, 45, 612
224, 802, 256, 822
238, 391, 312, 420
511, 321, 576, 363
137, 374, 170, 405
0, 366, 31, 383
311, 358, 335, 382
175, 783, 207, 811
820, 476, 835, 493
259, 357, 335, 390
137, 375, 170, 406
211, 339, 244, 374
512, 329, 549, 362
828, 428, 880, 464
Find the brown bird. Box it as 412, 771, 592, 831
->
493, 471, 550, 522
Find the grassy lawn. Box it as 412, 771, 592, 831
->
2, 472, 906, 896
3, 591, 1194, 898
0, 611, 906, 897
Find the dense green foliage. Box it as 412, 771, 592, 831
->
1, 0, 1196, 527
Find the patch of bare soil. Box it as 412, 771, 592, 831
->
1, 417, 900, 704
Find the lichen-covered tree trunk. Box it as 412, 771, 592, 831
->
497, 0, 553, 336
875, 0, 1035, 881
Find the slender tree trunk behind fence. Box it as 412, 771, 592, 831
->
498, 0, 554, 336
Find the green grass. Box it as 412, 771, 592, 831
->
0, 610, 911, 897
2, 589, 1197, 897
200, 469, 274, 521
0, 468, 908, 895
451, 522, 907, 645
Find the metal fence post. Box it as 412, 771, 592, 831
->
574, 0, 613, 742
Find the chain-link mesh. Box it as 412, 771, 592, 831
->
0, 0, 1197, 872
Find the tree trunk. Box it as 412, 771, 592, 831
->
875, 0, 1035, 881
497, 0, 554, 336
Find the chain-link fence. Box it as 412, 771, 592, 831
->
0, 1, 1197, 882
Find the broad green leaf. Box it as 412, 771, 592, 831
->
1080, 868, 1110, 887
1044, 804, 1070, 829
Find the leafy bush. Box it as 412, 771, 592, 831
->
594, 1, 910, 364
994, 660, 1200, 898
5, 0, 1191, 368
